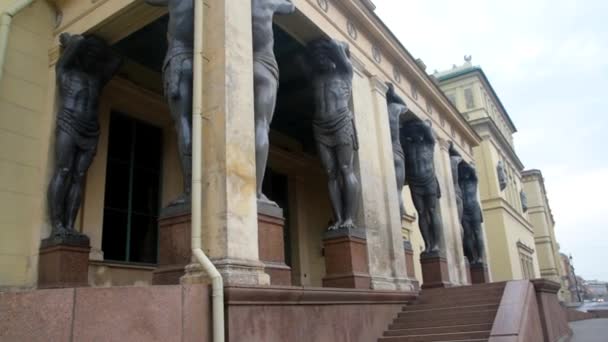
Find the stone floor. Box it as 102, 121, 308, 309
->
570, 319, 608, 342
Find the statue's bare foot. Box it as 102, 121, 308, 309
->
257, 193, 278, 207
339, 219, 356, 230
168, 192, 191, 207
51, 224, 69, 238
327, 221, 342, 231
430, 245, 440, 253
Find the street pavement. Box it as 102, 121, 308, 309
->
570, 319, 608, 342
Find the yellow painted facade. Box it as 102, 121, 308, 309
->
0, 0, 56, 288
522, 169, 569, 300
0, 0, 483, 289
436, 60, 541, 282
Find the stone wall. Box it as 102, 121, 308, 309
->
0, 285, 210, 342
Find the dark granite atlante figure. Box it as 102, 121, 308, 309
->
520, 190, 528, 213
401, 119, 443, 254
145, 0, 194, 206
306, 38, 360, 231
386, 83, 408, 217
448, 142, 464, 221
252, 0, 295, 204
497, 160, 507, 191
459, 160, 484, 264
48, 33, 121, 241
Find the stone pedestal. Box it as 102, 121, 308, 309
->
403, 241, 420, 290
258, 202, 291, 286
470, 262, 490, 284
38, 234, 91, 288
420, 253, 451, 289
153, 204, 191, 285
322, 228, 371, 289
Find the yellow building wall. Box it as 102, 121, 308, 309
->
0, 1, 56, 288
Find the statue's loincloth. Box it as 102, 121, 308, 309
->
254, 52, 279, 81
313, 107, 359, 150
56, 108, 99, 152
407, 173, 440, 197
163, 48, 193, 99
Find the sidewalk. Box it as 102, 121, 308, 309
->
570, 319, 608, 342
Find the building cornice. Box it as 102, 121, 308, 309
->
341, 0, 481, 146
470, 117, 524, 170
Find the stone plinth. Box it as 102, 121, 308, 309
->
403, 241, 420, 290
470, 262, 490, 284
153, 204, 191, 285
420, 253, 451, 289
38, 234, 91, 289
258, 202, 291, 286
322, 228, 371, 289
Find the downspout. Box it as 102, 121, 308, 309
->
192, 1, 225, 342
0, 0, 35, 83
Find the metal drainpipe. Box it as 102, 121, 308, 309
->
0, 0, 35, 83
191, 1, 225, 342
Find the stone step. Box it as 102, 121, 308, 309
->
384, 323, 493, 336
390, 310, 496, 329
421, 282, 505, 295
406, 297, 502, 309
420, 286, 505, 299
378, 330, 491, 342
415, 293, 503, 305
394, 309, 497, 323
397, 305, 499, 320
401, 303, 499, 313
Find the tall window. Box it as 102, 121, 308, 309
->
101, 112, 162, 264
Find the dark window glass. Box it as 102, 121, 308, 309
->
102, 112, 162, 264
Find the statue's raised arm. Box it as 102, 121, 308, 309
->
421, 121, 436, 146
330, 40, 352, 75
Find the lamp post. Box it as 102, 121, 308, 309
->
570, 254, 582, 303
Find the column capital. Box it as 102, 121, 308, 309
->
437, 137, 452, 152
370, 76, 389, 96
350, 53, 369, 78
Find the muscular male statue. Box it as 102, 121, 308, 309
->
306, 38, 360, 231
401, 119, 443, 254
386, 83, 408, 217
449, 142, 464, 221
48, 33, 121, 240
252, 0, 295, 204
459, 161, 484, 264
145, 0, 194, 206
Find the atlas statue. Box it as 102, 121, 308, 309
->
48, 33, 122, 241
145, 0, 194, 206
304, 38, 360, 231
386, 83, 408, 217
401, 119, 443, 254
252, 0, 295, 204
459, 160, 485, 264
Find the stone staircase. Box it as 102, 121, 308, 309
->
379, 282, 507, 342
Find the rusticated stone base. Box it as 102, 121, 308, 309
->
38, 236, 91, 289
470, 262, 490, 284
322, 228, 371, 289
258, 202, 292, 286
420, 253, 451, 289
153, 204, 191, 285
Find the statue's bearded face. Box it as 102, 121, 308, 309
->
312, 50, 335, 72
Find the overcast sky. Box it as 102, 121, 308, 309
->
374, 0, 608, 281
